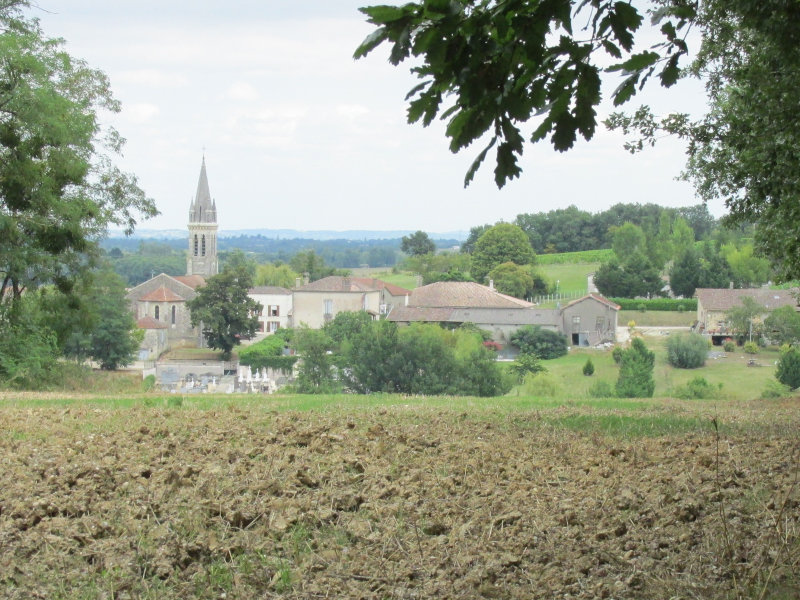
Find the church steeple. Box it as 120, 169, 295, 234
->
186, 157, 219, 277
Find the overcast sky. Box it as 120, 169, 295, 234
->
33, 1, 719, 234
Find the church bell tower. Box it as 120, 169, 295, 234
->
186, 157, 219, 277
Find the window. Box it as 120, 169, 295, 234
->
267, 321, 280, 333
572, 315, 581, 325
268, 305, 279, 317
171, 305, 176, 325
154, 305, 160, 320
257, 321, 265, 333
323, 299, 333, 316
201, 235, 206, 256
193, 234, 198, 256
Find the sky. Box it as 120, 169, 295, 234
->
32, 0, 719, 235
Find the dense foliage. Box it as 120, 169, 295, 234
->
237, 329, 296, 372
510, 326, 568, 360
666, 333, 708, 369
610, 298, 696, 312
187, 254, 262, 360
400, 231, 436, 256
764, 306, 800, 347
471, 223, 535, 283
0, 2, 156, 303
776, 348, 800, 391
616, 338, 655, 398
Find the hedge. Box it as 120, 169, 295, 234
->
537, 249, 614, 265
611, 298, 697, 312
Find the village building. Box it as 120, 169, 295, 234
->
127, 158, 218, 359
695, 287, 800, 343
387, 281, 619, 349
248, 286, 292, 338
290, 276, 411, 328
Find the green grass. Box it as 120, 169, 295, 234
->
350, 267, 418, 289
537, 262, 599, 295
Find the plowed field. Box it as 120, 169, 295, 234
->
1, 396, 798, 599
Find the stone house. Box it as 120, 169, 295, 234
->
695, 287, 799, 342
248, 286, 292, 338
387, 281, 619, 347
291, 276, 410, 328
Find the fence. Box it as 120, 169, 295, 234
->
530, 289, 586, 305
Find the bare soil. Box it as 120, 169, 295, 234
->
1, 400, 798, 599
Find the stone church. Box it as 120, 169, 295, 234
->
127, 158, 219, 359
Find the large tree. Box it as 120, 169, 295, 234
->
471, 222, 535, 282
356, 1, 800, 278
187, 258, 262, 360
0, 3, 156, 303
400, 230, 436, 256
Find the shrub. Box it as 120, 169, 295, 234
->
610, 298, 697, 312
519, 372, 560, 397
672, 376, 721, 399
723, 338, 736, 353
616, 338, 655, 398
743, 341, 759, 354
588, 380, 615, 398
509, 353, 546, 383
510, 326, 568, 359
612, 346, 623, 364
667, 333, 708, 369
761, 380, 791, 399
776, 347, 800, 390
142, 374, 156, 392
582, 358, 595, 376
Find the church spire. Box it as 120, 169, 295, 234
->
190, 156, 216, 223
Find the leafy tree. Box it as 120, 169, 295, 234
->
187, 258, 262, 360
289, 250, 337, 282
355, 1, 691, 187
471, 223, 535, 282
487, 262, 533, 299
721, 243, 771, 288
615, 338, 655, 398
0, 3, 156, 304
594, 254, 663, 299
509, 353, 546, 383
697, 242, 735, 289
666, 333, 708, 369
400, 230, 436, 256
776, 347, 800, 391
670, 217, 695, 259
238, 329, 296, 372
510, 326, 567, 360
611, 223, 648, 264
764, 306, 800, 347
291, 327, 339, 393
324, 310, 375, 346
460, 224, 492, 254
669, 248, 701, 298
0, 294, 58, 387
404, 251, 472, 284
725, 297, 765, 343
255, 262, 300, 289
84, 267, 141, 370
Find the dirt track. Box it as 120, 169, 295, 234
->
0, 401, 798, 599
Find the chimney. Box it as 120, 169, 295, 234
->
343, 276, 351, 290
405, 293, 409, 306
729, 281, 734, 289
489, 279, 494, 291
303, 273, 309, 286
295, 277, 302, 288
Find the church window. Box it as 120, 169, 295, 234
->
193, 235, 198, 256
202, 235, 206, 256
171, 305, 177, 325
154, 306, 160, 320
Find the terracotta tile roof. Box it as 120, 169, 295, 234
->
408, 281, 533, 309
562, 293, 621, 311
249, 286, 291, 295
695, 288, 799, 311
351, 278, 411, 296
172, 275, 206, 289
295, 276, 383, 293
137, 316, 168, 329
139, 286, 185, 302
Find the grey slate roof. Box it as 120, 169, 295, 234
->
295, 276, 383, 293
189, 157, 217, 223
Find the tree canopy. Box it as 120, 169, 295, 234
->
0, 2, 156, 303
400, 230, 436, 256
357, 1, 800, 277
187, 255, 262, 360
471, 223, 534, 282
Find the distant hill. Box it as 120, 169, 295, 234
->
108, 228, 468, 241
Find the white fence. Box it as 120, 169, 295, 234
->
530, 289, 585, 305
